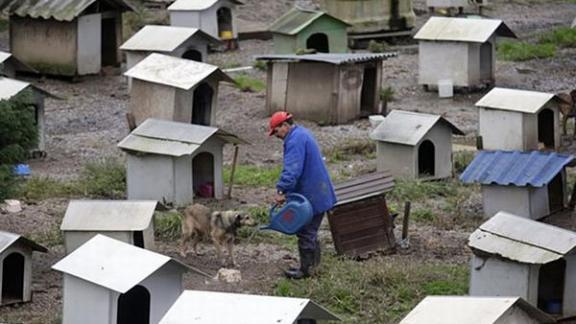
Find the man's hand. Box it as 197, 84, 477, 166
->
274, 192, 286, 205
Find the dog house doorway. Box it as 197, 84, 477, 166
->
133, 231, 144, 248
101, 17, 118, 67
537, 259, 565, 314
360, 66, 377, 116
182, 49, 203, 62
306, 33, 329, 53
217, 7, 233, 39
2, 252, 24, 303
193, 152, 214, 198
192, 83, 213, 125
538, 108, 555, 149
418, 140, 435, 177
117, 285, 151, 324
548, 172, 564, 213
479, 42, 493, 83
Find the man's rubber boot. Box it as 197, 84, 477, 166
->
313, 240, 321, 267
284, 249, 315, 279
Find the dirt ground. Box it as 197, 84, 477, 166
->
1, 0, 576, 322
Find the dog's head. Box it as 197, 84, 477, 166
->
214, 210, 256, 228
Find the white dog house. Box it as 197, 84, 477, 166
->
476, 88, 562, 151
0, 77, 55, 153
0, 0, 134, 76
469, 212, 576, 316
0, 231, 47, 306
460, 150, 574, 219
120, 25, 221, 70
0, 50, 36, 77
168, 0, 243, 42
401, 296, 554, 324
52, 234, 192, 324
159, 290, 340, 323
118, 119, 247, 206
124, 53, 233, 128
61, 200, 158, 254
370, 110, 464, 179
414, 17, 516, 90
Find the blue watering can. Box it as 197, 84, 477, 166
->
261, 193, 313, 235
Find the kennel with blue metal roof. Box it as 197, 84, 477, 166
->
460, 150, 574, 219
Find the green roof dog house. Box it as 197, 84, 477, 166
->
268, 7, 350, 54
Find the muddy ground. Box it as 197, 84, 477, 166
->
1, 0, 576, 322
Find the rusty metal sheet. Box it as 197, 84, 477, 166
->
414, 17, 516, 43
475, 87, 559, 114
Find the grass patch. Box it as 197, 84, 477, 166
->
497, 40, 556, 61
224, 164, 281, 187
30, 223, 63, 247
253, 60, 268, 71
154, 211, 182, 241
274, 256, 468, 323
234, 74, 266, 92
19, 176, 79, 201
324, 139, 376, 163
539, 27, 576, 48
389, 178, 458, 203
453, 150, 475, 174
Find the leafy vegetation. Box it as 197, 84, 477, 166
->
497, 40, 556, 61
453, 150, 476, 174
539, 26, 576, 48
367, 40, 389, 53
233, 74, 266, 92
253, 60, 268, 71
154, 211, 183, 241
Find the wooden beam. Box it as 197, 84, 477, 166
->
227, 145, 239, 199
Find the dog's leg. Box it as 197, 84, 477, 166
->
191, 230, 203, 256
226, 239, 236, 268
180, 233, 191, 258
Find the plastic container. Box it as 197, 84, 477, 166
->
261, 193, 313, 235
13, 164, 30, 176
197, 183, 214, 198
438, 79, 454, 98
544, 299, 562, 314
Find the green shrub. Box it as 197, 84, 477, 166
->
368, 40, 389, 53
539, 27, 576, 48
253, 60, 268, 71
77, 158, 126, 198
379, 86, 395, 102
453, 150, 475, 174
497, 41, 556, 61
0, 165, 18, 200
154, 211, 182, 241
234, 74, 266, 92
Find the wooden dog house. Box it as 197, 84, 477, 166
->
0, 231, 47, 306
124, 53, 233, 128
52, 235, 194, 324
370, 110, 464, 179
476, 87, 562, 151
460, 150, 574, 219
159, 290, 340, 323
256, 53, 395, 125
469, 212, 576, 316
0, 0, 134, 76
414, 17, 516, 90
61, 200, 158, 254
118, 119, 247, 207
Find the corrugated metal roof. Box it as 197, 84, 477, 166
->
168, 0, 243, 11
159, 290, 340, 323
124, 53, 233, 90
120, 25, 220, 52
475, 87, 559, 113
61, 200, 157, 231
255, 53, 396, 65
268, 7, 349, 35
414, 17, 516, 43
118, 118, 248, 156
468, 211, 576, 264
335, 171, 394, 206
400, 296, 554, 324
459, 150, 574, 187
0, 0, 135, 21
0, 231, 48, 255
52, 234, 187, 293
0, 76, 57, 100
370, 110, 464, 146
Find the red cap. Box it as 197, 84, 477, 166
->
268, 111, 292, 136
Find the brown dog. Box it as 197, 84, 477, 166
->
180, 204, 255, 267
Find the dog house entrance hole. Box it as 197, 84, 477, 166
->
217, 7, 233, 38
548, 172, 564, 213
538, 108, 555, 149
479, 42, 493, 83
193, 152, 214, 198
418, 140, 435, 177
192, 83, 213, 126
117, 285, 150, 324
360, 66, 377, 116
182, 49, 202, 62
2, 252, 25, 303
306, 33, 329, 53
101, 17, 118, 67
133, 231, 144, 248
537, 259, 565, 314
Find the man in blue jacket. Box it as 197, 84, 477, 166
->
269, 111, 337, 279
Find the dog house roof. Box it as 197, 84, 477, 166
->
255, 53, 396, 65
268, 7, 350, 36
159, 290, 340, 323
168, 0, 243, 11
124, 53, 234, 90
61, 200, 157, 231
0, 77, 55, 100
414, 17, 516, 43
118, 118, 248, 157
52, 234, 191, 293
468, 211, 576, 264
120, 25, 220, 52
475, 87, 562, 114
0, 0, 135, 21
0, 51, 36, 74
369, 110, 464, 146
400, 296, 554, 324
460, 150, 574, 187
0, 231, 48, 255
334, 171, 395, 206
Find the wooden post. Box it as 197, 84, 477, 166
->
402, 201, 411, 240
227, 145, 239, 199
569, 181, 576, 211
